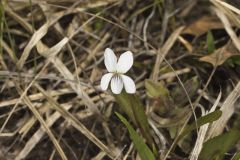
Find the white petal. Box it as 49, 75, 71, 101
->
117, 51, 133, 73
121, 75, 136, 94
104, 48, 117, 72
111, 76, 123, 94
100, 73, 113, 90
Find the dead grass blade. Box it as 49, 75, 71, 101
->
15, 104, 72, 160
213, 0, 240, 15
41, 37, 69, 58
0, 59, 68, 159
75, 32, 111, 75
209, 91, 222, 113
16, 22, 49, 69
0, 88, 72, 108
14, 84, 68, 160
189, 110, 209, 160
4, 4, 33, 33
1, 22, 69, 159
213, 7, 240, 53
183, 16, 225, 36
207, 82, 240, 139
158, 68, 191, 80
6, 0, 103, 115
40, 50, 101, 116
211, 0, 240, 27
189, 91, 222, 160
35, 8, 106, 117
151, 26, 185, 81
34, 84, 117, 159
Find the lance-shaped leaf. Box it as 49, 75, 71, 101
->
199, 129, 240, 160
171, 110, 222, 151
115, 92, 155, 151
207, 30, 215, 54
116, 112, 155, 160
179, 110, 222, 140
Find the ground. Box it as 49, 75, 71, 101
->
0, 0, 240, 160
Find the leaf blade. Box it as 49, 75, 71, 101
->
116, 112, 155, 160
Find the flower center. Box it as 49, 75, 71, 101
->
112, 71, 123, 75
112, 72, 122, 81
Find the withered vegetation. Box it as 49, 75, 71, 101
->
0, 0, 240, 160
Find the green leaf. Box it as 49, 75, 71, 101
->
179, 110, 222, 140
199, 129, 240, 160
207, 30, 215, 54
115, 92, 155, 149
116, 112, 155, 160
145, 79, 175, 116
145, 79, 169, 98
169, 110, 222, 153
115, 92, 136, 124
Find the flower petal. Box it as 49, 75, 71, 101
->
117, 51, 133, 73
111, 76, 123, 94
121, 75, 136, 94
104, 48, 117, 72
100, 73, 113, 90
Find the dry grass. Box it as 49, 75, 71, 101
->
0, 0, 240, 160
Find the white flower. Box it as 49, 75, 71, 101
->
100, 48, 136, 94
